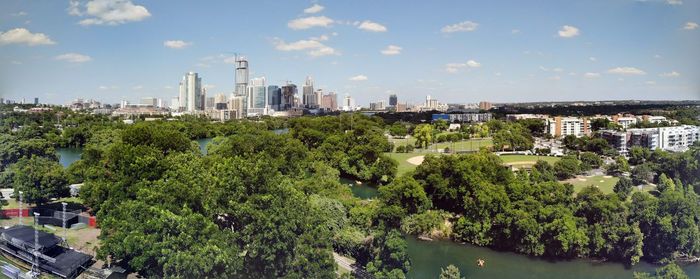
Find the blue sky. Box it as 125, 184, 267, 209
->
0, 0, 698, 106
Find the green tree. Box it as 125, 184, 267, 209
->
629, 146, 651, 165
413, 124, 434, 148
379, 176, 431, 216
614, 177, 634, 200
579, 152, 603, 170
439, 264, 465, 279
606, 156, 630, 176
553, 156, 581, 180
8, 156, 67, 205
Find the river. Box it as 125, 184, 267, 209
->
56, 143, 700, 278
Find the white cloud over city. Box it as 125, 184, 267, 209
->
0, 28, 55, 46
441, 21, 478, 33
54, 53, 92, 63
69, 0, 151, 26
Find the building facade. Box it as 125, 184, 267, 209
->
546, 116, 591, 138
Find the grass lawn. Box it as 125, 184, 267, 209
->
565, 175, 656, 195
386, 152, 423, 176
499, 154, 560, 165
430, 138, 493, 151
389, 137, 416, 147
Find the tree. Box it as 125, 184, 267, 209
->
614, 177, 634, 200
629, 146, 651, 165
606, 156, 630, 176
632, 163, 654, 185
579, 152, 603, 171
439, 264, 465, 279
8, 156, 67, 205
634, 263, 689, 279
657, 173, 675, 193
379, 176, 431, 216
553, 156, 581, 180
413, 124, 433, 148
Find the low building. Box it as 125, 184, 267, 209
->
601, 125, 699, 154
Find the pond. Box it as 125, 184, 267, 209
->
339, 177, 379, 199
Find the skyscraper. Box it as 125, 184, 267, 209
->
247, 77, 267, 116
33, 97, 39, 106
321, 92, 338, 111
235, 56, 248, 96
281, 83, 297, 111
178, 72, 203, 112
389, 94, 398, 107
268, 85, 281, 111
302, 76, 317, 108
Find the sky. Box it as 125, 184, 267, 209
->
0, 0, 699, 106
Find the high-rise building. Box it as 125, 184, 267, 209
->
321, 92, 337, 111
205, 97, 216, 109
389, 94, 397, 107
314, 89, 323, 109
342, 95, 356, 111
178, 72, 203, 112
170, 97, 180, 111
235, 56, 249, 96
33, 97, 39, 106
302, 76, 317, 108
281, 83, 297, 111
228, 94, 245, 119
247, 77, 267, 116
268, 85, 281, 111
214, 93, 228, 110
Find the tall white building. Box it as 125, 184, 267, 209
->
178, 72, 203, 112
546, 116, 591, 138
247, 77, 268, 116
342, 95, 356, 111
235, 56, 249, 96
302, 76, 317, 108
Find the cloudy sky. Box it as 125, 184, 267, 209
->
0, 0, 698, 105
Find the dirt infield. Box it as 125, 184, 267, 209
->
407, 156, 425, 166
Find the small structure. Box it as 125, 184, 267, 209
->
0, 225, 92, 278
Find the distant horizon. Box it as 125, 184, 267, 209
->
1, 0, 699, 105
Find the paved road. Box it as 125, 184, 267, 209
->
333, 252, 374, 279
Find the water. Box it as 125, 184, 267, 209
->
56, 147, 82, 168
195, 138, 213, 155
339, 177, 379, 199
337, 181, 700, 278
56, 138, 213, 168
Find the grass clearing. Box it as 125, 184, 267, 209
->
431, 138, 493, 151
499, 155, 560, 165
386, 152, 423, 176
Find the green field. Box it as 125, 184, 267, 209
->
386, 152, 423, 176
499, 155, 560, 164
431, 138, 493, 151
564, 175, 655, 194
389, 137, 416, 147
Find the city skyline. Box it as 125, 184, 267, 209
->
0, 0, 699, 106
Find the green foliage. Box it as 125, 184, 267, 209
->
7, 156, 67, 204
629, 146, 651, 165
491, 121, 534, 151
579, 152, 603, 170
413, 124, 433, 148
400, 210, 447, 236
379, 176, 431, 216
614, 177, 634, 200
606, 156, 630, 176
553, 156, 581, 180
634, 263, 690, 279
439, 264, 465, 279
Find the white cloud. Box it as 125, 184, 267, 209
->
11, 61, 22, 65
659, 71, 680, 77
584, 72, 601, 78
55, 53, 92, 63
11, 11, 28, 17
288, 16, 333, 30
132, 85, 143, 90
607, 67, 646, 75
441, 21, 478, 33
552, 67, 563, 72
589, 57, 597, 62
358, 20, 387, 32
683, 22, 698, 30
0, 28, 56, 46
645, 81, 656, 85
549, 76, 561, 80
511, 29, 520, 34
304, 4, 324, 14
558, 25, 580, 38
272, 37, 339, 57
380, 45, 402, 55
70, 0, 151, 26
203, 84, 216, 90
445, 60, 480, 73
667, 0, 682, 5
466, 60, 481, 68
349, 75, 367, 81
98, 85, 109, 90
164, 40, 192, 49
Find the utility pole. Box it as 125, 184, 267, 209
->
32, 212, 40, 276
19, 191, 23, 225
62, 202, 68, 243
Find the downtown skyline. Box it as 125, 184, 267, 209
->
0, 0, 699, 106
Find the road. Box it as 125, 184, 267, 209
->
333, 252, 374, 279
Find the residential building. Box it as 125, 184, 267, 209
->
205, 97, 216, 109
611, 114, 638, 129
141, 97, 157, 107
546, 116, 591, 137
178, 72, 203, 112
601, 125, 699, 154
281, 83, 297, 111
228, 95, 245, 119
389, 94, 398, 107
479, 101, 492, 110
302, 76, 318, 108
